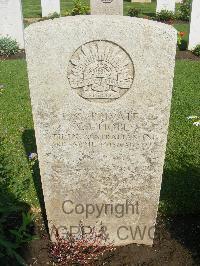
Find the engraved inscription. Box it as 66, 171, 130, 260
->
47, 111, 155, 151
67, 40, 135, 103
0, 0, 8, 8
101, 0, 113, 3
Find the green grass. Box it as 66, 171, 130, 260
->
22, 0, 41, 18
0, 59, 200, 214
22, 0, 155, 17
0, 59, 39, 207
22, 0, 182, 18
160, 60, 200, 214
22, 1, 190, 46
174, 23, 190, 47
22, 0, 89, 18
124, 1, 156, 17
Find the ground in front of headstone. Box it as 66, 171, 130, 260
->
1, 50, 200, 62
22, 215, 199, 265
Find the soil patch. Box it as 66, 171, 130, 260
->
23, 214, 200, 265
176, 50, 200, 61
0, 50, 25, 61
24, 18, 41, 24
1, 50, 200, 62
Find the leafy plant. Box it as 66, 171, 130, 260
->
10, 212, 36, 245
65, 0, 90, 16
155, 10, 175, 22
39, 12, 60, 22
192, 45, 200, 57
177, 31, 187, 51
50, 222, 115, 265
0, 37, 20, 56
48, 12, 60, 19
177, 0, 192, 21
0, 208, 36, 265
127, 8, 141, 17
0, 137, 37, 265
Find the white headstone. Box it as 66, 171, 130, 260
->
41, 0, 60, 17
175, 0, 183, 3
25, 16, 176, 246
0, 0, 24, 48
188, 0, 200, 50
90, 0, 123, 15
156, 0, 175, 13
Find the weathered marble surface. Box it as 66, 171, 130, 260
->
25, 16, 176, 246
156, 0, 175, 13
0, 0, 24, 48
90, 0, 123, 15
41, 0, 60, 17
188, 0, 200, 50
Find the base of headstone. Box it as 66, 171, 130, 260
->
41, 0, 60, 17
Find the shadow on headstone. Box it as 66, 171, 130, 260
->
22, 129, 48, 233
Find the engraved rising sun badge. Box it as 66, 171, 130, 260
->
67, 40, 135, 103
